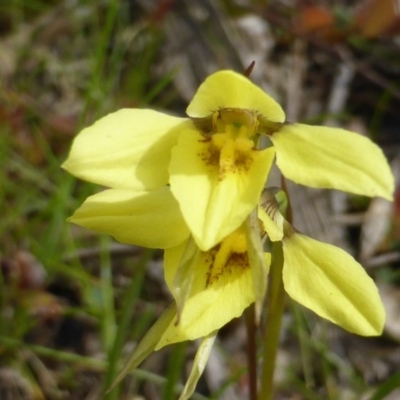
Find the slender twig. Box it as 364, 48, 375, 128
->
243, 61, 256, 78
245, 303, 258, 400
258, 242, 285, 400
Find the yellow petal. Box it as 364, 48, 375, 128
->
178, 332, 217, 400
245, 210, 271, 321
169, 129, 275, 251
258, 207, 284, 242
282, 233, 385, 336
271, 123, 394, 200
170, 237, 202, 318
186, 70, 285, 123
69, 187, 190, 249
62, 109, 190, 190
158, 232, 255, 347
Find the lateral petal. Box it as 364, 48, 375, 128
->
282, 233, 385, 336
186, 70, 285, 123
62, 109, 190, 190
258, 207, 284, 242
245, 211, 271, 321
169, 129, 275, 251
271, 123, 394, 200
69, 187, 190, 249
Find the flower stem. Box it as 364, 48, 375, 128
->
258, 241, 285, 400
245, 303, 258, 400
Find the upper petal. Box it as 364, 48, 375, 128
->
186, 70, 285, 123
282, 233, 385, 336
271, 123, 394, 200
62, 109, 190, 190
169, 129, 275, 251
69, 187, 190, 249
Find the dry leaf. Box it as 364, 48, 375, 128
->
354, 0, 400, 38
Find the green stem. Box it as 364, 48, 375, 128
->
163, 342, 188, 400
292, 302, 315, 389
244, 303, 258, 400
258, 242, 285, 400
104, 249, 152, 399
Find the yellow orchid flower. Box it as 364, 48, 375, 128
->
63, 68, 393, 397
259, 189, 385, 336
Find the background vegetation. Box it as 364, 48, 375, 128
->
1, 0, 400, 399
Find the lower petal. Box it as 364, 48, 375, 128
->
69, 187, 189, 249
271, 124, 394, 200
159, 233, 255, 346
282, 233, 385, 336
170, 129, 275, 251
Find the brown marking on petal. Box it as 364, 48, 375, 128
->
205, 248, 250, 288
205, 246, 219, 287
257, 119, 285, 136
205, 142, 221, 167
192, 116, 214, 135
261, 198, 278, 219
198, 140, 256, 182
257, 218, 266, 237
217, 149, 254, 181
228, 252, 249, 269
234, 149, 254, 172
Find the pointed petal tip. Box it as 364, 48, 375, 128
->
60, 157, 76, 175
282, 233, 386, 337
381, 179, 395, 202
60, 160, 68, 171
